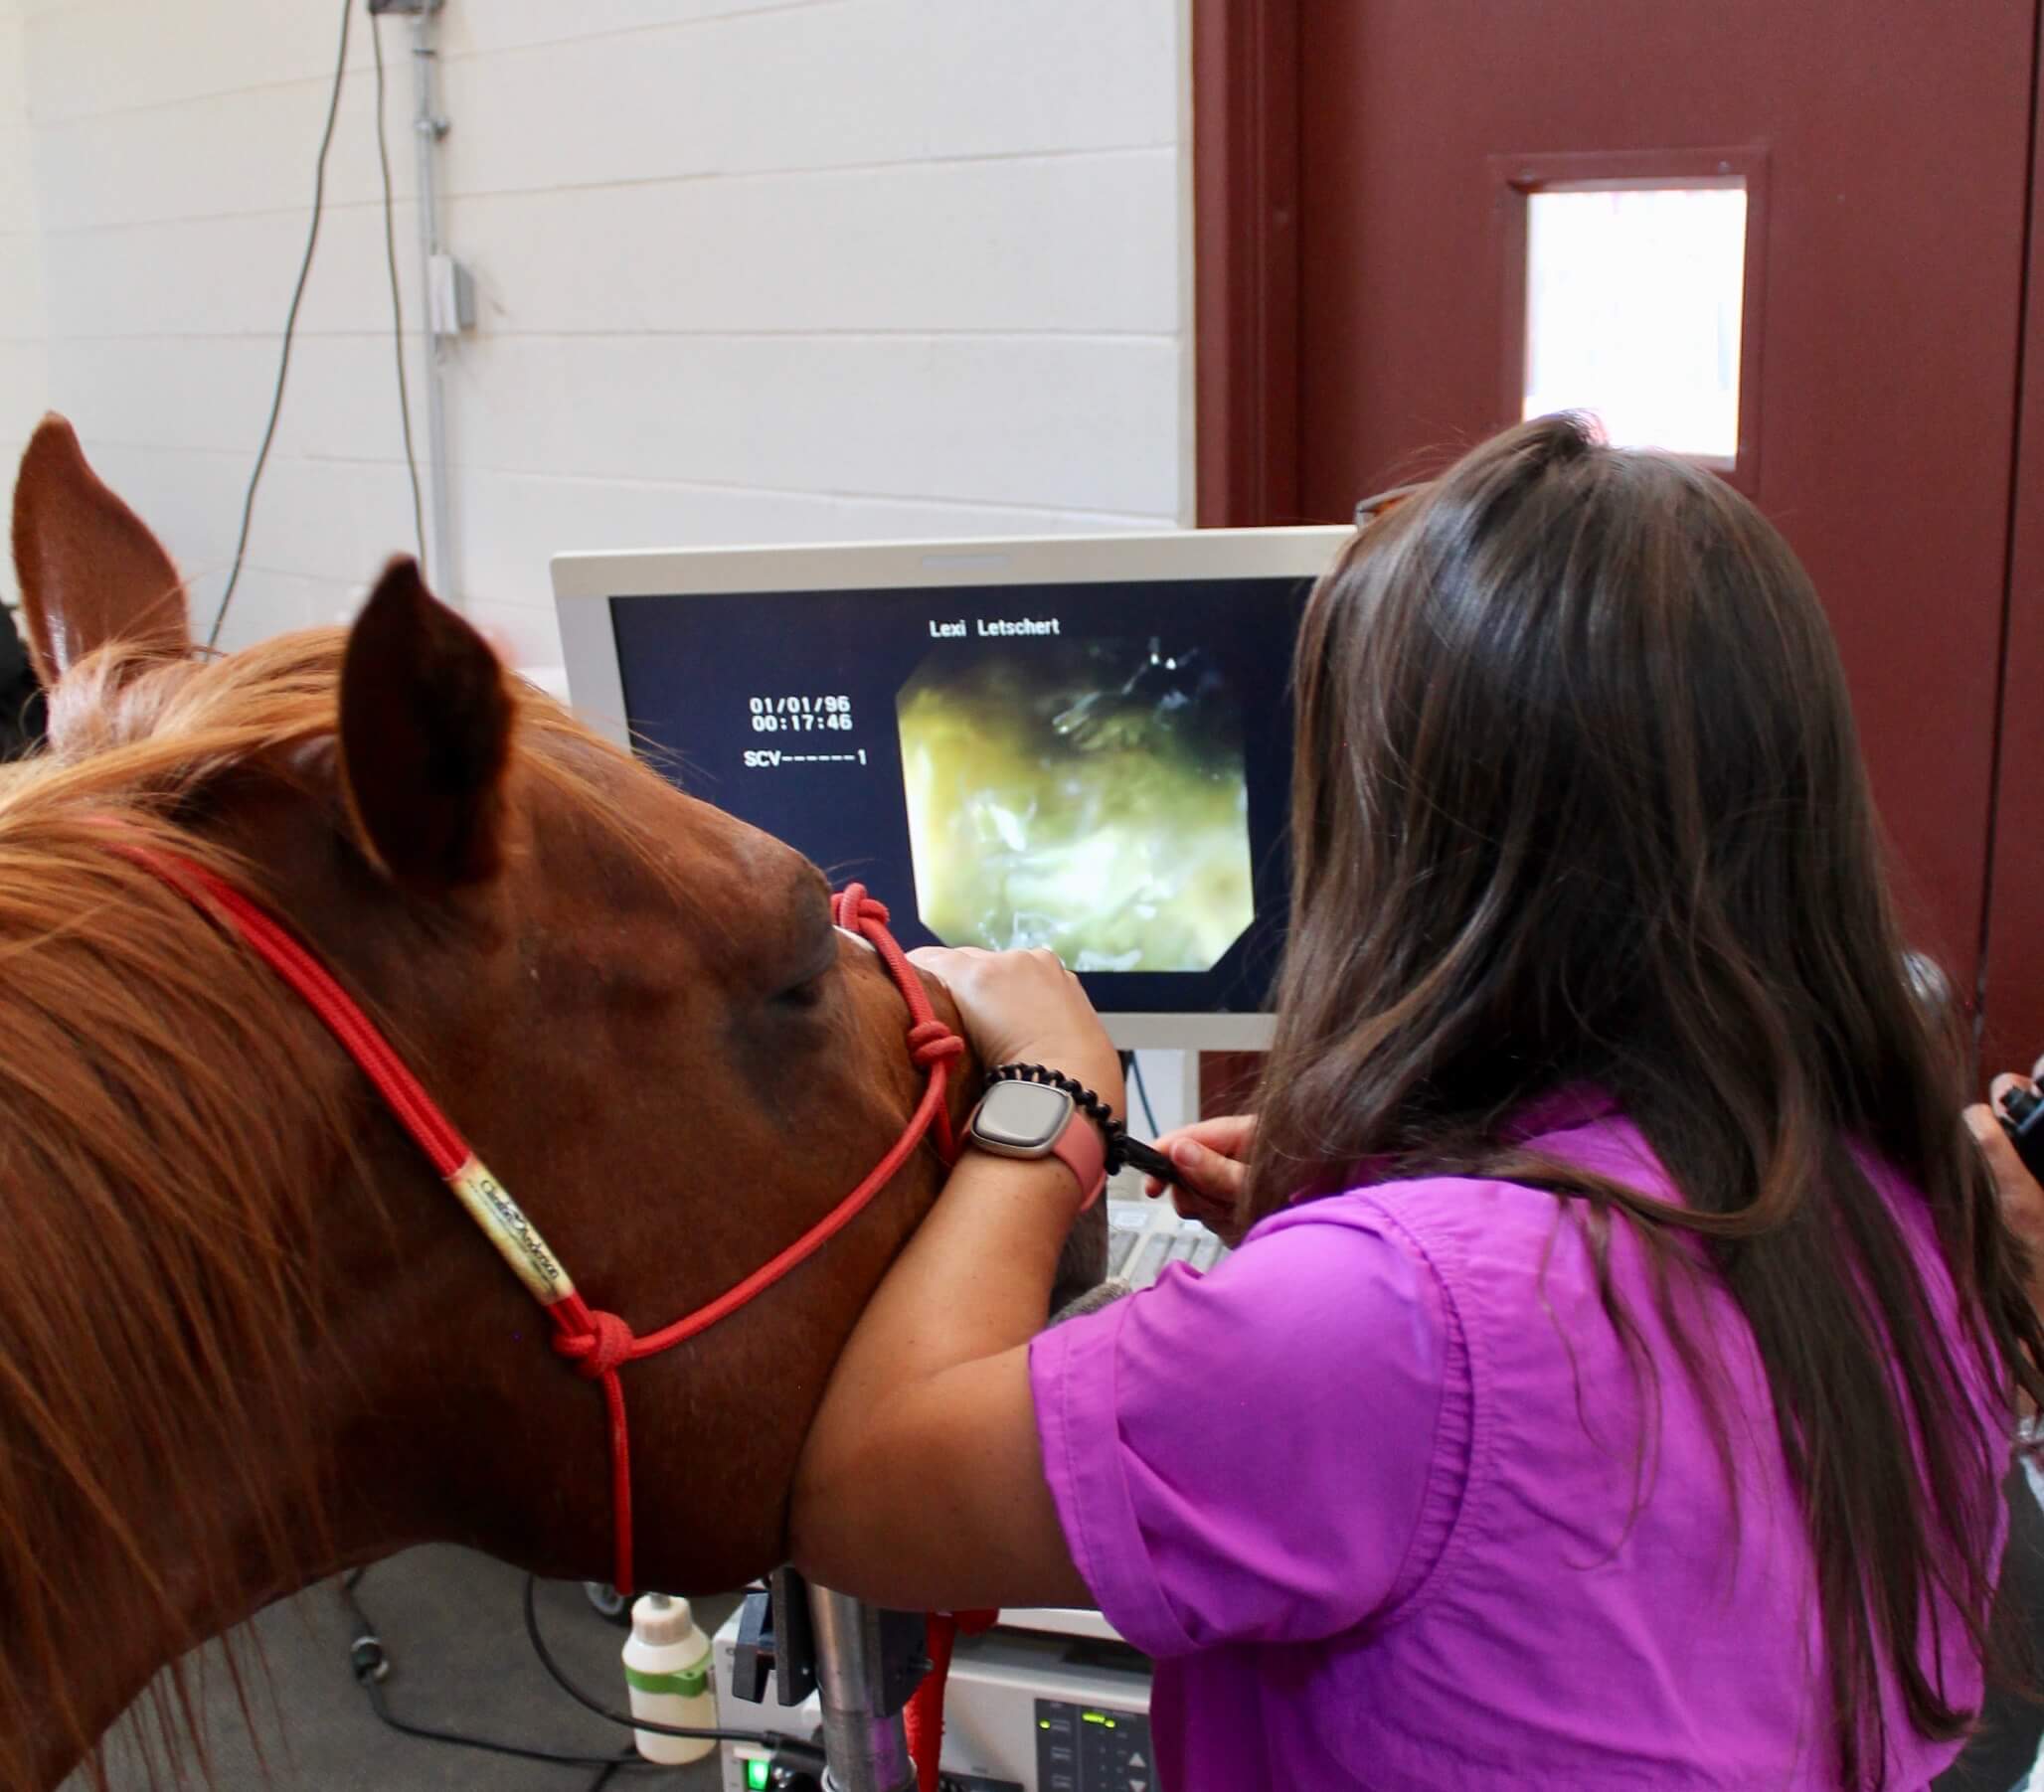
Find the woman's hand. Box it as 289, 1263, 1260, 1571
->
1145, 1112, 1257, 1244
909, 946, 1124, 1116
1966, 1057, 2044, 1322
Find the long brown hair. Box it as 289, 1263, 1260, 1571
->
1248, 412, 2043, 1784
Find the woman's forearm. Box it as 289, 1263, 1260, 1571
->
788, 1151, 1092, 1607
828, 1151, 1074, 1388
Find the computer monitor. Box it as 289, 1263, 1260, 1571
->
552, 527, 1351, 1050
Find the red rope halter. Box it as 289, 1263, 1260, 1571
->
119, 846, 961, 1597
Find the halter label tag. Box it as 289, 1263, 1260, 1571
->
446, 1155, 576, 1306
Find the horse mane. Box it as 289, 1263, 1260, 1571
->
0, 630, 679, 1791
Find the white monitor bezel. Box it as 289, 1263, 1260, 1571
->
551, 526, 1352, 1051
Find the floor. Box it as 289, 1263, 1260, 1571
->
64, 1492, 2044, 1791
70, 1547, 741, 1792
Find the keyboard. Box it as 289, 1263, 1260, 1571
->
1105, 1183, 1230, 1288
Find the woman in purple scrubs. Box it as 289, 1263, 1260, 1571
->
792, 413, 2037, 1790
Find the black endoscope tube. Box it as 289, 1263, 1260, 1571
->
2002, 1084, 2044, 1181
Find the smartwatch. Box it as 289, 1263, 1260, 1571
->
965, 1077, 1108, 1210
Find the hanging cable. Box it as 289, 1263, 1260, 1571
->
370, 9, 427, 567
206, 0, 353, 650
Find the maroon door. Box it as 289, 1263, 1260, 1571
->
1983, 111, 2044, 1075
1199, 0, 2042, 1059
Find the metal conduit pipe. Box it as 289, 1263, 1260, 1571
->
408, 0, 456, 602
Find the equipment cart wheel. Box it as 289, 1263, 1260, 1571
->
582, 1580, 632, 1625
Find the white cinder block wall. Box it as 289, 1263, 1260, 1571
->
4, 0, 1199, 1132
2, 0, 1193, 672
0, 0, 48, 456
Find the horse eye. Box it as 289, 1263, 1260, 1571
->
772, 972, 827, 1011
767, 880, 838, 1012
769, 936, 837, 1011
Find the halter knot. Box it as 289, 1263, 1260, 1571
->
832, 883, 890, 931
555, 1307, 635, 1380
907, 1019, 964, 1067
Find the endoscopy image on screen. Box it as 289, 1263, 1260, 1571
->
896, 636, 1254, 972
607, 570, 1310, 1016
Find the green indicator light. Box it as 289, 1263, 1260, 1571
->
747, 1761, 769, 1790
1106, 1719, 1117, 1728
1083, 1711, 1107, 1724
1039, 1719, 1052, 1730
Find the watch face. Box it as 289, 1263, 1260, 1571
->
975, 1080, 1073, 1151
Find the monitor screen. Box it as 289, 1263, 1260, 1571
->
554, 528, 1349, 1048
606, 574, 1313, 1033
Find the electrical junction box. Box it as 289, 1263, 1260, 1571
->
427, 252, 474, 335
713, 1610, 1154, 1792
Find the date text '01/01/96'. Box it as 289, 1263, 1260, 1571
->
750, 696, 852, 715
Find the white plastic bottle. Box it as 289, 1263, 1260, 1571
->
621, 1591, 716, 1765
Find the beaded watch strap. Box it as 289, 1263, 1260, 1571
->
982, 1061, 1181, 1186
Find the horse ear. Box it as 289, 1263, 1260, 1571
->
10, 413, 191, 686
338, 558, 512, 891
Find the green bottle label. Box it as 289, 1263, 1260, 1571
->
624, 1660, 709, 1699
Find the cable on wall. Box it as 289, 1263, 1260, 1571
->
371, 11, 427, 568
206, 0, 354, 651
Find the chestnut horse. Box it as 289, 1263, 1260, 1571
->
0, 417, 1100, 1791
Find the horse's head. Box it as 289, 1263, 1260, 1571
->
5, 416, 1102, 1633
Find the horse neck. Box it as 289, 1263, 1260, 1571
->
4, 1107, 543, 1788
0, 884, 491, 1790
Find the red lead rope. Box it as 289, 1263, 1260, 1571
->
118, 846, 962, 1599
906, 1610, 998, 1792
